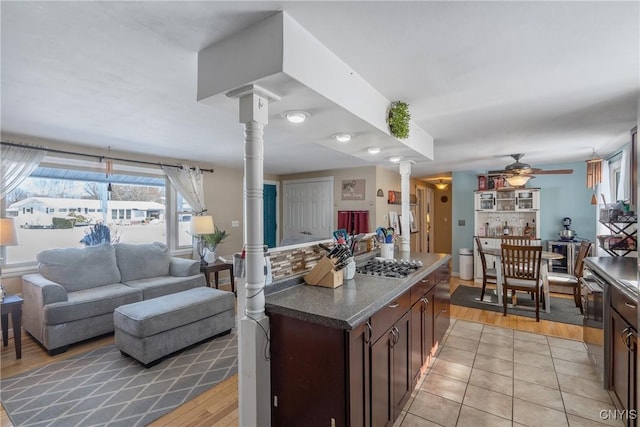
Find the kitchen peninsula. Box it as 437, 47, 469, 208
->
584, 256, 638, 425
265, 252, 451, 426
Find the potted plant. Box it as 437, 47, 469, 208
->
387, 101, 411, 139
201, 226, 229, 262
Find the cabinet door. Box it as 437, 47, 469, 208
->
348, 322, 370, 426
371, 330, 393, 427
392, 311, 412, 421
475, 192, 496, 211
610, 309, 631, 414
410, 291, 434, 385
434, 265, 451, 347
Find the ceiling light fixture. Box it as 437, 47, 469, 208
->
505, 175, 531, 187
389, 156, 402, 163
367, 147, 381, 154
282, 111, 310, 123
334, 133, 352, 143
434, 180, 449, 191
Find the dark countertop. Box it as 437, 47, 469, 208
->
265, 252, 451, 330
584, 256, 638, 298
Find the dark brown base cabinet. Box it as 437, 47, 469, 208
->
268, 263, 450, 427
609, 284, 637, 427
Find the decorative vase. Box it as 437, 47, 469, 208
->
204, 247, 217, 263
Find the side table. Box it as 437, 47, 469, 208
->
1, 294, 23, 359
200, 260, 235, 295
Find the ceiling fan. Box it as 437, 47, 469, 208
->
489, 154, 573, 177
488, 154, 573, 186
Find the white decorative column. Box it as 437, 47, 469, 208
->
399, 161, 412, 254
226, 84, 280, 427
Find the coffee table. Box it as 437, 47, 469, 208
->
1, 294, 23, 359
200, 259, 235, 294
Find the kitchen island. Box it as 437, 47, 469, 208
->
584, 256, 638, 426
265, 251, 451, 427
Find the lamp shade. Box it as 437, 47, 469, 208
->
434, 180, 449, 190
505, 175, 531, 187
0, 218, 19, 246
190, 215, 215, 235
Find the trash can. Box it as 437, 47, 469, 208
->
459, 248, 474, 280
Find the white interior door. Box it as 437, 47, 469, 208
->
283, 177, 334, 242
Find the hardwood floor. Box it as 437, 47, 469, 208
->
1, 277, 584, 426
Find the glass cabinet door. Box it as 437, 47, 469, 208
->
515, 190, 538, 211
475, 192, 496, 211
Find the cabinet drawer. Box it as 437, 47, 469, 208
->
410, 273, 435, 305
371, 290, 410, 343
612, 285, 638, 331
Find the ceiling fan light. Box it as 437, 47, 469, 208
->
505, 175, 531, 187
282, 111, 310, 123
367, 146, 381, 154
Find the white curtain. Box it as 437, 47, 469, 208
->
162, 164, 206, 214
617, 144, 631, 201
596, 160, 611, 255
0, 144, 46, 199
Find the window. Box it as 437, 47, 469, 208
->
3, 163, 170, 265
609, 156, 622, 202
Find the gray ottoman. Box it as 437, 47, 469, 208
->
114, 287, 235, 367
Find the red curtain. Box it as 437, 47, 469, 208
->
337, 210, 369, 234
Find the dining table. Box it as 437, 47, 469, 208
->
482, 247, 564, 313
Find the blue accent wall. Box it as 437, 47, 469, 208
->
450, 162, 596, 275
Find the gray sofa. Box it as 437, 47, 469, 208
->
22, 242, 206, 354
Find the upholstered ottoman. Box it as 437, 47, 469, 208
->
114, 287, 235, 367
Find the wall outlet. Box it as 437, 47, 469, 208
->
231, 220, 240, 227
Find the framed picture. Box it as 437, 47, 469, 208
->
342, 179, 365, 200
410, 206, 418, 232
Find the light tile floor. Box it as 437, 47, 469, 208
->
395, 319, 624, 427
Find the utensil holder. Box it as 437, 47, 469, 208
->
304, 256, 344, 288
344, 260, 356, 280
381, 243, 394, 260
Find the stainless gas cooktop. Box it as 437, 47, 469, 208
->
355, 258, 424, 279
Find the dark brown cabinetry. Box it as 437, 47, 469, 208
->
268, 262, 450, 427
434, 263, 451, 347
609, 285, 637, 426
371, 310, 411, 426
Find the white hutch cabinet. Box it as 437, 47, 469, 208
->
473, 188, 541, 281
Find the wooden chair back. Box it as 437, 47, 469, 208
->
474, 237, 488, 273
501, 236, 532, 246
501, 244, 543, 283
573, 241, 592, 278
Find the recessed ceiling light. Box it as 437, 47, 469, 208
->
282, 111, 310, 123
367, 147, 381, 154
389, 156, 402, 163
334, 133, 352, 143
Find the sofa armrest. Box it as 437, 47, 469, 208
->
22, 274, 69, 345
170, 257, 200, 277
22, 274, 69, 305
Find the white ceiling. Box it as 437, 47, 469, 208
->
1, 1, 638, 178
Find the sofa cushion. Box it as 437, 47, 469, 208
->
44, 283, 142, 325
123, 274, 205, 300
37, 244, 121, 292
115, 242, 170, 282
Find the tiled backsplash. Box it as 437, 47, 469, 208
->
268, 244, 325, 282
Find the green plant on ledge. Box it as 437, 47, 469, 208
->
387, 101, 411, 139
202, 226, 229, 250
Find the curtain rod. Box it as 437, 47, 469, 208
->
0, 141, 214, 173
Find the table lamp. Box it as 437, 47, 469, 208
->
190, 215, 215, 265
0, 218, 19, 301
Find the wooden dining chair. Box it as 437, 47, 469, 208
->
474, 237, 497, 301
547, 241, 592, 313
501, 236, 532, 246
501, 244, 544, 321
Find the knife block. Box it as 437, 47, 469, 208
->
304, 256, 344, 288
